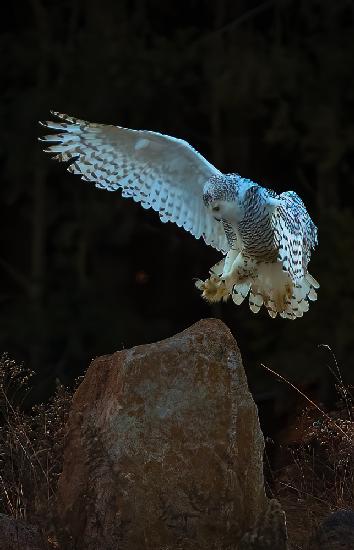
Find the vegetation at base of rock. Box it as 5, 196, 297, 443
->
0, 354, 72, 546
271, 392, 354, 549
0, 351, 353, 548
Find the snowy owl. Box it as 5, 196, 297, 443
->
39, 112, 319, 320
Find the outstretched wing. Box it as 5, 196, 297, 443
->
39, 112, 229, 253
273, 190, 318, 282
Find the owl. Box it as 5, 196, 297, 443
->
39, 112, 319, 320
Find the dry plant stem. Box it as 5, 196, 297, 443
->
260, 363, 351, 442
0, 386, 51, 488
319, 344, 353, 419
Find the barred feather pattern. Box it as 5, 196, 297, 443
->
211, 256, 318, 320
39, 112, 229, 253
236, 188, 318, 319
269, 191, 319, 319
273, 190, 318, 281
238, 186, 278, 261
202, 180, 318, 319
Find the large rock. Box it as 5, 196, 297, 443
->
0, 514, 47, 550
309, 510, 354, 550
57, 318, 282, 549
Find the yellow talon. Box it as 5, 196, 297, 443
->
195, 275, 230, 303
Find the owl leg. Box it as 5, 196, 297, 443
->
195, 250, 249, 303
208, 258, 225, 277
222, 253, 257, 292
221, 248, 239, 276
195, 255, 231, 302
195, 274, 230, 302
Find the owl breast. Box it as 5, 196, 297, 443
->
237, 190, 278, 261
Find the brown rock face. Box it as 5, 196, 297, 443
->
309, 510, 354, 550
57, 319, 272, 549
0, 514, 47, 550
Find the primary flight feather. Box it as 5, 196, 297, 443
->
39, 111, 319, 319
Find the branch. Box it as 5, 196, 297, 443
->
191, 0, 276, 50
260, 363, 351, 442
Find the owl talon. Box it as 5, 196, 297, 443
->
195, 275, 230, 303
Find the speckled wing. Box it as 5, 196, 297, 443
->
39, 112, 229, 253
273, 190, 318, 281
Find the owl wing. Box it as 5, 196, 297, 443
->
272, 190, 318, 282
39, 112, 229, 253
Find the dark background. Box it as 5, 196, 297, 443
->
1, 0, 354, 431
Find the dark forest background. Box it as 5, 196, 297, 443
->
1, 0, 354, 426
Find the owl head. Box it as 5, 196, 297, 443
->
203, 174, 254, 223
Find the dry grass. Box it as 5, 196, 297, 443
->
264, 358, 354, 549
0, 354, 72, 546
274, 407, 353, 548
0, 353, 353, 549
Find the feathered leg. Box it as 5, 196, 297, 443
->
195, 257, 229, 302
195, 250, 255, 304
221, 253, 257, 290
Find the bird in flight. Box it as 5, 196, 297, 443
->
39, 112, 319, 320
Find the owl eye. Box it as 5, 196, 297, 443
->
212, 205, 220, 212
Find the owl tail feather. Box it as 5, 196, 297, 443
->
252, 262, 319, 320
196, 259, 319, 320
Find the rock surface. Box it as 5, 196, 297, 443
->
57, 318, 283, 549
0, 514, 47, 550
240, 499, 287, 549
309, 509, 354, 550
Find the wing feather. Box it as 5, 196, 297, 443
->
273, 190, 318, 282
39, 112, 229, 252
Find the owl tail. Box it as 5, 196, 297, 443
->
251, 262, 319, 319
197, 258, 319, 319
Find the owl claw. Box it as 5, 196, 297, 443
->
195, 275, 230, 303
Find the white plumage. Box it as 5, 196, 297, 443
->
39, 112, 319, 320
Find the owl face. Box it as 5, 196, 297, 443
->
203, 175, 250, 224
206, 199, 244, 224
